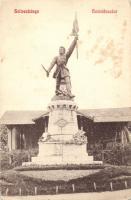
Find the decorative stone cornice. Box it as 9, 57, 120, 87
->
48, 100, 78, 111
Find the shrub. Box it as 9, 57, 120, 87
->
0, 151, 11, 170
103, 143, 131, 165
0, 149, 38, 170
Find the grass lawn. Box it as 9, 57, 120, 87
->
19, 169, 100, 181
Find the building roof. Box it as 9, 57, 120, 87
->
0, 107, 131, 125
78, 107, 131, 122
0, 111, 48, 125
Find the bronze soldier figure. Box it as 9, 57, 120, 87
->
46, 35, 78, 98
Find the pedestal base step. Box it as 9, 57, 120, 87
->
23, 160, 102, 166
31, 154, 95, 165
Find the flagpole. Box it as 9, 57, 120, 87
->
70, 12, 79, 59
74, 12, 79, 59
75, 12, 79, 59
76, 41, 78, 59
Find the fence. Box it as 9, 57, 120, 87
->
1, 179, 131, 196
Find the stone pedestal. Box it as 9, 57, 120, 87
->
31, 98, 97, 165
48, 100, 78, 138
32, 142, 93, 164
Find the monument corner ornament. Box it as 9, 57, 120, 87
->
26, 15, 102, 165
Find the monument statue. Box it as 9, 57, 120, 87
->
46, 36, 78, 98
23, 14, 102, 166
42, 13, 79, 99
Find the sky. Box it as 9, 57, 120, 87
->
0, 0, 131, 117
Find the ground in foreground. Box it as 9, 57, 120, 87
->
1, 189, 131, 200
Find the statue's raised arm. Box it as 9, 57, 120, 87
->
66, 35, 78, 60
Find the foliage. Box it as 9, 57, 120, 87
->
103, 143, 131, 165
0, 149, 38, 170
0, 125, 8, 150
0, 151, 11, 170
73, 130, 87, 144
92, 142, 131, 165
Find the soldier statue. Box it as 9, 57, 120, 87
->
42, 14, 79, 99
46, 35, 78, 98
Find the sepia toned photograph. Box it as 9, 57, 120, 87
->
0, 0, 131, 199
